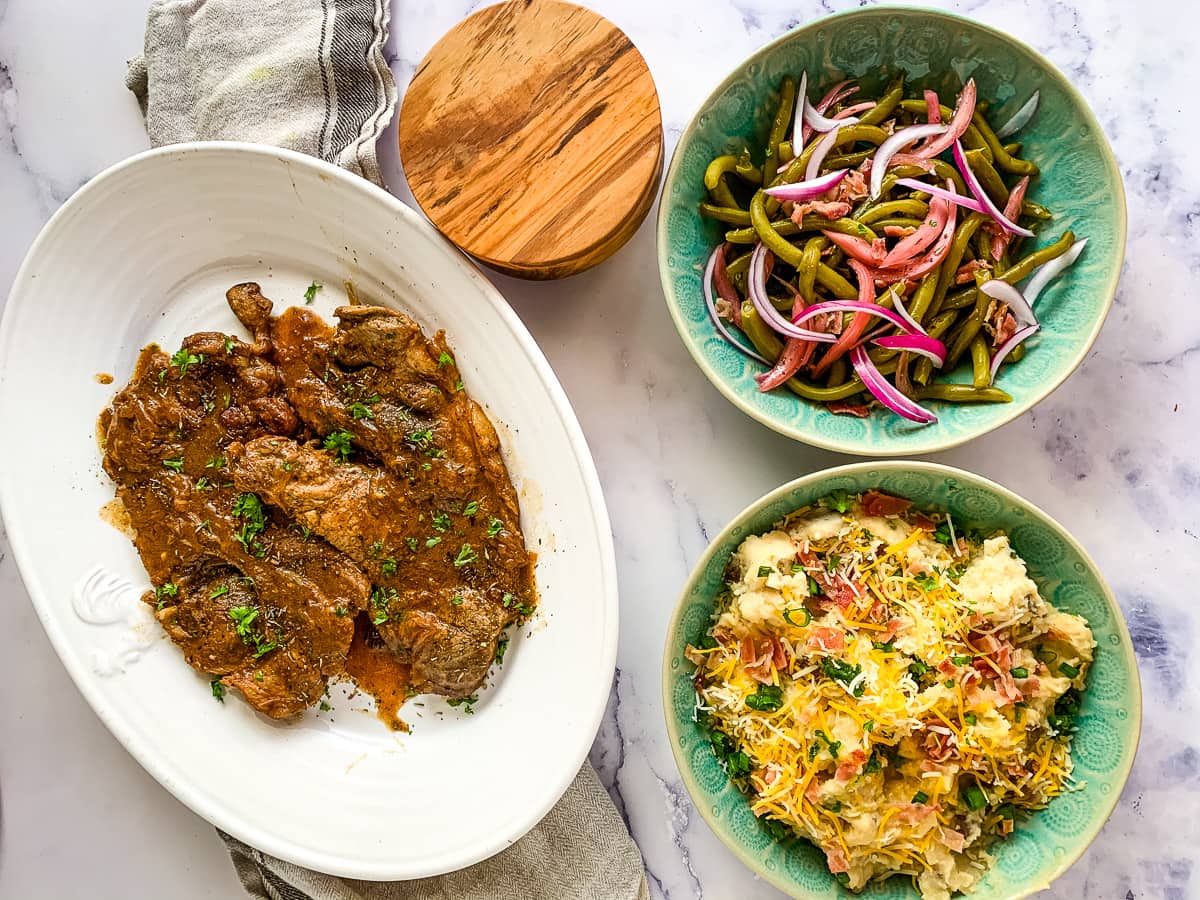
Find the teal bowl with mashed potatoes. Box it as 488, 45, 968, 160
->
662, 461, 1139, 899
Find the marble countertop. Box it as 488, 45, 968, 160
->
0, 0, 1193, 897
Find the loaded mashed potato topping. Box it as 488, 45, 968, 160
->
687, 490, 1095, 900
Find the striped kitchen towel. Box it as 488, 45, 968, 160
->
125, 0, 396, 185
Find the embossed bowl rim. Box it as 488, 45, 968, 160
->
655, 6, 1128, 455
661, 459, 1142, 899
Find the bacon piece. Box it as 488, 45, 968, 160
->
791, 199, 853, 222
770, 637, 788, 670
885, 224, 918, 238
827, 399, 870, 418
713, 242, 743, 328
895, 802, 938, 824
923, 726, 957, 762
836, 748, 868, 782
990, 175, 1030, 261
825, 845, 850, 874
834, 167, 869, 203
986, 300, 1018, 348
861, 490, 912, 516
807, 626, 846, 652
821, 230, 889, 267
941, 827, 966, 853
956, 258, 987, 284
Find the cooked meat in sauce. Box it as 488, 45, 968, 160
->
100, 283, 535, 721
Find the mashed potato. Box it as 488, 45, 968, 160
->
688, 491, 1094, 900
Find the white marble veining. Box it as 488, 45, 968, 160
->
0, 1, 1195, 898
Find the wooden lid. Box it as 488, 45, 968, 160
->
398, 0, 663, 280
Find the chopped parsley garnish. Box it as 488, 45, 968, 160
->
873, 640, 896, 653
233, 492, 268, 557
808, 575, 821, 596
996, 803, 1017, 820
963, 712, 978, 726
170, 348, 203, 376
155, 582, 178, 610
1011, 666, 1029, 679
757, 565, 773, 578
371, 586, 397, 625
933, 523, 953, 546
195, 476, 211, 491
710, 730, 751, 777
487, 517, 504, 538
228, 604, 278, 658
319, 701, 331, 712
368, 540, 383, 557
1059, 662, 1080, 678
211, 680, 225, 702
863, 719, 875, 732
425, 536, 442, 548
1048, 689, 1081, 733
162, 456, 185, 472
783, 608, 811, 627
912, 791, 929, 804
432, 512, 451, 532
825, 554, 841, 573
323, 430, 354, 462
823, 799, 843, 812
952, 654, 973, 665
454, 379, 464, 392
463, 500, 479, 517
209, 585, 229, 599
348, 401, 375, 420
405, 537, 419, 552
908, 659, 933, 679
495, 638, 509, 665
820, 489, 852, 514
451, 596, 464, 606
453, 543, 478, 567
303, 280, 322, 304
501, 592, 516, 608
437, 351, 454, 368
914, 573, 939, 592
406, 428, 434, 450
205, 455, 226, 469
381, 558, 398, 576
335, 606, 349, 617
813, 729, 841, 760
744, 684, 783, 712
447, 695, 478, 714
863, 751, 883, 775
224, 336, 234, 355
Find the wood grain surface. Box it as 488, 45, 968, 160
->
399, 0, 663, 280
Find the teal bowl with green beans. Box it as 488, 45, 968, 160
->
662, 461, 1140, 899
656, 7, 1125, 455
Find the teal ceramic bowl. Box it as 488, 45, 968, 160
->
663, 461, 1141, 899
656, 8, 1126, 455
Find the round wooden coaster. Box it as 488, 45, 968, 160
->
398, 0, 663, 280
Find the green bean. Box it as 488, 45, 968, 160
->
777, 141, 794, 164
796, 238, 825, 301
866, 217, 931, 232
964, 148, 1009, 205
858, 199, 929, 226
823, 148, 875, 169
859, 75, 905, 126
908, 272, 940, 324
700, 203, 751, 225
735, 149, 762, 185
726, 251, 752, 281
1006, 343, 1027, 364
945, 286, 992, 369
726, 218, 795, 244
826, 356, 849, 387
704, 155, 742, 209
1003, 142, 1022, 157
726, 215, 877, 245
970, 335, 991, 388
1022, 200, 1052, 220
815, 263, 858, 300
764, 77, 797, 183
928, 212, 989, 318
750, 191, 806, 266
913, 384, 1012, 403
971, 109, 1038, 175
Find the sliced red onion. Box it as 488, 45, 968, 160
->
881, 194, 951, 268
990, 322, 1040, 383
873, 334, 947, 367
792, 300, 920, 335
703, 245, 770, 365
803, 94, 846, 133
850, 345, 937, 424
980, 279, 1036, 327
1024, 238, 1089, 306
791, 71, 808, 151
804, 122, 858, 181
835, 101, 876, 119
913, 79, 977, 160
747, 245, 837, 343
869, 124, 948, 198
799, 78, 855, 146
891, 288, 923, 334
995, 91, 1040, 139
763, 168, 849, 202
821, 230, 888, 266
896, 177, 987, 215
953, 140, 1035, 237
